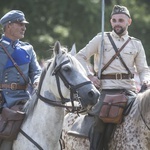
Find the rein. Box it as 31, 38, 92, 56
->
20, 129, 43, 150
138, 103, 150, 130
138, 85, 150, 130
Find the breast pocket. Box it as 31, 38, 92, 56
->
103, 45, 115, 62
104, 44, 113, 52
122, 47, 137, 66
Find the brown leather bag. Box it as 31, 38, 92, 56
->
99, 94, 127, 124
0, 105, 25, 141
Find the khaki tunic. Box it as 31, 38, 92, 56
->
76, 31, 150, 92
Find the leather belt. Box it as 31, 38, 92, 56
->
100, 74, 134, 80
0, 83, 27, 90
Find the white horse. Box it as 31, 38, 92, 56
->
62, 89, 150, 150
12, 41, 100, 150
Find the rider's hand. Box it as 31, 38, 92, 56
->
33, 82, 39, 89
142, 80, 150, 89
88, 75, 101, 89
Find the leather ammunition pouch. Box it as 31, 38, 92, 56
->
0, 104, 25, 141
99, 94, 128, 124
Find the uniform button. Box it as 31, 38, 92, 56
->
26, 55, 29, 58
5, 92, 8, 94
4, 80, 8, 82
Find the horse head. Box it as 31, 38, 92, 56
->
39, 41, 100, 112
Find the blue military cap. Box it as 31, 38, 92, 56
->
0, 10, 29, 27
111, 5, 131, 18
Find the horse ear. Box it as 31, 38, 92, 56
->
70, 43, 76, 56
54, 41, 62, 55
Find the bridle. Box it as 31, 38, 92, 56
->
20, 57, 93, 150
38, 58, 92, 112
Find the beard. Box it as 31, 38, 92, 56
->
113, 26, 125, 35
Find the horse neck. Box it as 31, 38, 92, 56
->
20, 69, 65, 148
21, 98, 65, 149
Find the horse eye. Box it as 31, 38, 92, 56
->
63, 66, 71, 72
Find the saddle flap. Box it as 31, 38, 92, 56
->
67, 115, 95, 138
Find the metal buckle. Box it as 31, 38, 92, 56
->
115, 73, 122, 80
11, 83, 17, 90
129, 74, 134, 79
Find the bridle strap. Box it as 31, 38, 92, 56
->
55, 71, 92, 101
38, 93, 81, 110
55, 75, 70, 103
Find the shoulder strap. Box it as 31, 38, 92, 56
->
0, 43, 29, 84
101, 33, 131, 74
106, 33, 132, 75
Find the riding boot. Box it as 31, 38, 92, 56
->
0, 140, 13, 150
89, 117, 105, 150
103, 123, 115, 150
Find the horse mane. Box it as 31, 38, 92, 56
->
22, 64, 49, 119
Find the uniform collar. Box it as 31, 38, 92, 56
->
1, 35, 19, 47
111, 31, 129, 41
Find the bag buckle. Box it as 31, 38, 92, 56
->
116, 73, 122, 80
11, 83, 17, 90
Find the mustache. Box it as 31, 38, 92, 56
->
114, 25, 122, 28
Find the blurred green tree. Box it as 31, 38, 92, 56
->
0, 0, 150, 64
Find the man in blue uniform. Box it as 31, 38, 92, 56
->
0, 10, 42, 149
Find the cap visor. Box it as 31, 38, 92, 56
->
21, 20, 29, 24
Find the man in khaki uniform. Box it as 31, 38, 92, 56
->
76, 5, 150, 150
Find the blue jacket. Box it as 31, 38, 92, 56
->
0, 35, 42, 107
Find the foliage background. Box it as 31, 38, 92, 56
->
0, 0, 150, 64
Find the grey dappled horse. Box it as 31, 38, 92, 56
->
62, 89, 150, 150
12, 41, 100, 150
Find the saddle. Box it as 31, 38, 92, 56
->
67, 114, 95, 138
